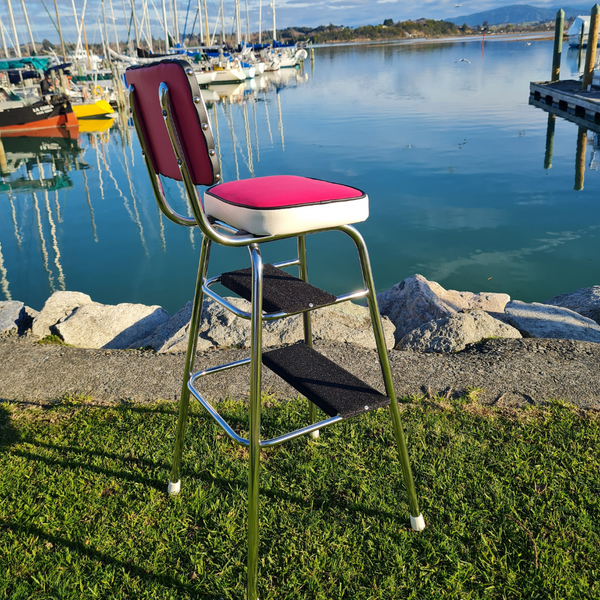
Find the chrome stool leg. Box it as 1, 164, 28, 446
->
247, 243, 263, 600
342, 225, 425, 531
169, 235, 212, 495
297, 235, 319, 438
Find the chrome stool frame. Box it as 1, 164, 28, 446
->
127, 59, 424, 600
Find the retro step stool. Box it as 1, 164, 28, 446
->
126, 59, 424, 600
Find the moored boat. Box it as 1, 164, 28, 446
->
568, 16, 600, 48
0, 88, 78, 138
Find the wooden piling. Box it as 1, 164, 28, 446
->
544, 113, 556, 169
551, 9, 564, 82
582, 4, 600, 89
575, 126, 587, 190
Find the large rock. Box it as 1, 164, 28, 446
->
398, 309, 521, 353
1, 301, 39, 336
133, 297, 395, 353
31, 291, 93, 339
0, 301, 24, 335
377, 274, 511, 344
505, 300, 600, 343
544, 286, 600, 325
54, 302, 170, 349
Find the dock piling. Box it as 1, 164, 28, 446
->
582, 4, 600, 89
551, 9, 564, 82
544, 114, 556, 169
575, 126, 587, 190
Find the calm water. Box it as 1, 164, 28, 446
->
1, 37, 599, 315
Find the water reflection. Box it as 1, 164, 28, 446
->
530, 93, 600, 190
0, 66, 306, 311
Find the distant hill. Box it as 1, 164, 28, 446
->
446, 4, 590, 27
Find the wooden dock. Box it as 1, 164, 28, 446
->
530, 80, 600, 125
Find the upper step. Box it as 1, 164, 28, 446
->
221, 263, 337, 314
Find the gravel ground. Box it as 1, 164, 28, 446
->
1, 334, 599, 409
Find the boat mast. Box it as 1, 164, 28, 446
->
130, 0, 140, 50
161, 0, 169, 51
196, 0, 203, 44
258, 0, 261, 44
73, 0, 88, 61
82, 19, 92, 70
109, 0, 121, 54
0, 22, 9, 58
203, 0, 209, 46
19, 0, 36, 55
220, 0, 225, 46
172, 0, 179, 46
121, 0, 133, 54
52, 0, 68, 61
6, 0, 21, 57
101, 0, 110, 57
245, 0, 250, 44
271, 0, 276, 42
235, 0, 241, 46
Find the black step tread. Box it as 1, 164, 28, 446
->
221, 263, 337, 314
262, 343, 389, 419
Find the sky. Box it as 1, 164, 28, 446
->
0, 1, 564, 48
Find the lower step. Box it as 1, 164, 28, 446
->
262, 343, 389, 419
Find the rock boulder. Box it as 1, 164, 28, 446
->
505, 300, 600, 343
398, 309, 521, 353
377, 274, 510, 344
31, 291, 93, 339
55, 302, 170, 349
132, 297, 396, 353
544, 286, 600, 325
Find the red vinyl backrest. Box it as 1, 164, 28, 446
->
126, 59, 218, 186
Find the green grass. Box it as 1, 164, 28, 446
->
0, 395, 599, 599
37, 335, 72, 346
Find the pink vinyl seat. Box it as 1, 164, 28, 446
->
204, 175, 368, 236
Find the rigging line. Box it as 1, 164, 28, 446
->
8, 192, 22, 248
0, 239, 10, 301
38, 160, 66, 291
39, 0, 60, 37
182, 0, 194, 45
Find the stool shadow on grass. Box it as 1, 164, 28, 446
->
0, 403, 20, 451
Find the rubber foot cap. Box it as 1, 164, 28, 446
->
410, 513, 426, 531
168, 480, 181, 495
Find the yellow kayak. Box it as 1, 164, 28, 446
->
72, 100, 115, 119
